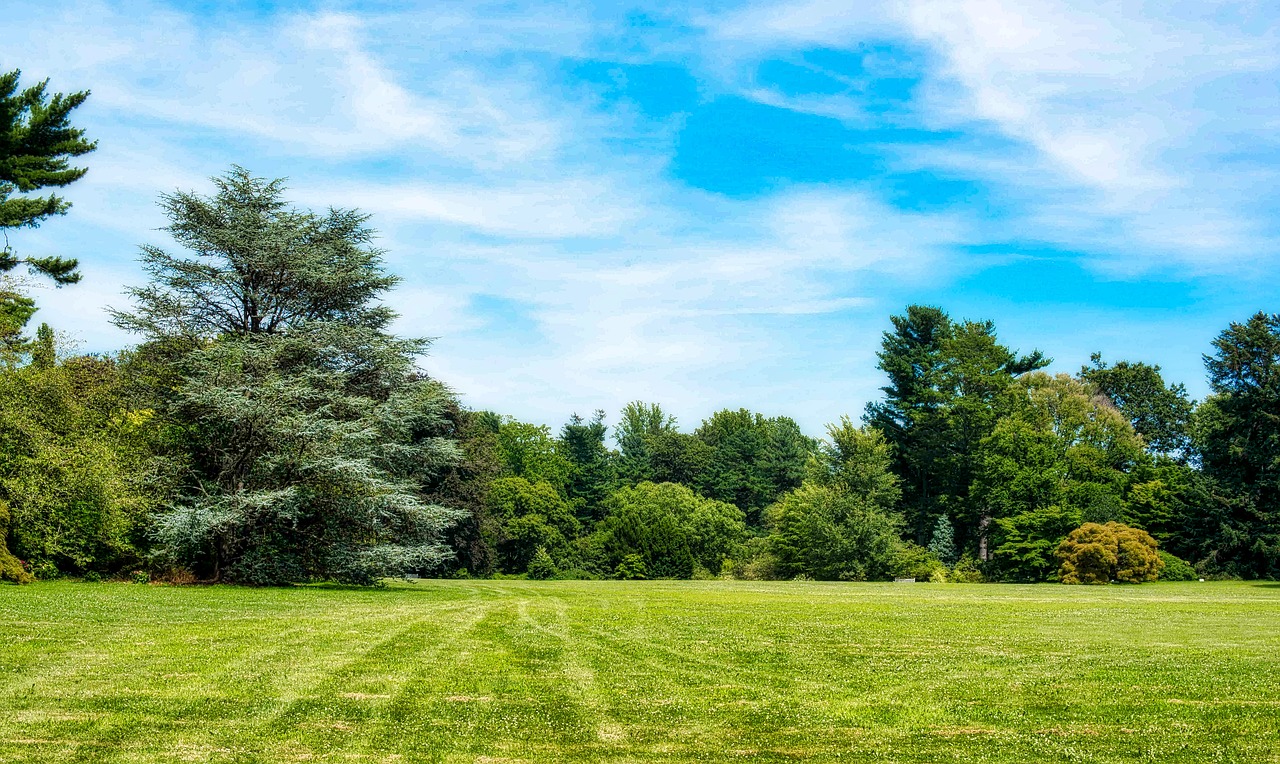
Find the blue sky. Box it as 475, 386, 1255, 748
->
6, 0, 1278, 434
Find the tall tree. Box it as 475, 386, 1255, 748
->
560, 410, 616, 522
973, 372, 1146, 580
613, 401, 676, 482
1193, 312, 1280, 577
494, 417, 572, 496
695, 408, 813, 524
769, 420, 904, 581
0, 344, 171, 577
110, 167, 461, 585
866, 305, 1048, 546
1, 70, 96, 347
1081, 353, 1194, 457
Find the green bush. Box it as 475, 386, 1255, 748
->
893, 543, 945, 581
615, 553, 647, 580
767, 483, 904, 581
550, 568, 598, 581
949, 553, 986, 583
1158, 550, 1197, 581
0, 501, 34, 584
0, 356, 170, 577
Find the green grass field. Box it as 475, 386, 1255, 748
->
2, 580, 1279, 763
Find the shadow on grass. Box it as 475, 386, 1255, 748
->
1250, 583, 1280, 588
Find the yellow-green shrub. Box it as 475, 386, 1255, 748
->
1057, 521, 1162, 584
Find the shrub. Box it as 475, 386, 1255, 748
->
526, 547, 558, 580
615, 553, 647, 580
766, 483, 903, 581
1158, 550, 1197, 581
893, 543, 945, 581
0, 502, 34, 584
592, 482, 745, 579
1057, 521, 1163, 584
550, 568, 599, 581
949, 553, 986, 583
989, 506, 1082, 582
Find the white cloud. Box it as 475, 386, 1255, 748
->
5, 0, 1270, 432
696, 0, 1280, 269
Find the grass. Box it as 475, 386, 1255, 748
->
2, 580, 1279, 763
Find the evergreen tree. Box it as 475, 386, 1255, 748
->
526, 546, 557, 580
928, 515, 957, 566
866, 305, 1048, 546
1194, 311, 1280, 577
110, 167, 461, 585
695, 408, 813, 524
560, 410, 616, 522
0, 70, 96, 348
613, 401, 676, 482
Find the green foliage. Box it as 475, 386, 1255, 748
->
866, 305, 1049, 545
949, 552, 986, 583
113, 168, 462, 585
695, 408, 813, 522
614, 553, 646, 580
768, 423, 904, 581
927, 514, 958, 565
0, 351, 169, 576
1081, 354, 1194, 456
613, 401, 676, 482
1193, 311, 1280, 578
0, 279, 37, 357
1158, 550, 1197, 581
560, 410, 616, 521
485, 476, 578, 573
526, 546, 557, 580
0, 69, 95, 289
0, 501, 33, 583
421, 406, 505, 576
972, 372, 1145, 567
1057, 521, 1163, 584
767, 483, 904, 581
646, 430, 715, 493
494, 418, 572, 495
892, 543, 945, 581
593, 482, 745, 578
807, 418, 903, 507
989, 506, 1082, 582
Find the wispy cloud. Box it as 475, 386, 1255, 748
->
4, 0, 1276, 432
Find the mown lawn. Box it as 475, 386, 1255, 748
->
1, 580, 1278, 763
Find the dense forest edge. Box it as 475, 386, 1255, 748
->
2, 69, 1277, 587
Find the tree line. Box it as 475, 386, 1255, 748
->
1, 70, 1277, 586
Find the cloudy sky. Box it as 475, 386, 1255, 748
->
6, 0, 1278, 434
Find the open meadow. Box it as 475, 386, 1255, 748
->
2, 580, 1279, 763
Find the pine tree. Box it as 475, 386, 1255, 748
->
1, 69, 95, 286
526, 547, 558, 580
